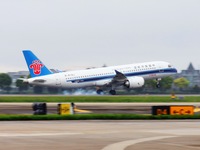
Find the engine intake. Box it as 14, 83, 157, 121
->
124, 77, 145, 88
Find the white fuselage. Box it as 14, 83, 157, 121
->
27, 61, 177, 89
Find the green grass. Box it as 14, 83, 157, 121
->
0, 95, 200, 103
0, 114, 200, 121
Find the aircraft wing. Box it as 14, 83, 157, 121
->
107, 70, 128, 87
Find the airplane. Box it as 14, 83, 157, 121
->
22, 50, 177, 95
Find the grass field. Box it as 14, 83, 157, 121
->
0, 114, 200, 120
0, 95, 200, 102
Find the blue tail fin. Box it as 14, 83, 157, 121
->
23, 50, 52, 77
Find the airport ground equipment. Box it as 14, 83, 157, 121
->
32, 103, 47, 115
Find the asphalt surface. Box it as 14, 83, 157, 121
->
0, 120, 200, 150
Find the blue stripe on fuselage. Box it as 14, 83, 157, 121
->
67, 68, 177, 83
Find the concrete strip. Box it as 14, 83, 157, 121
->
102, 136, 176, 150
0, 132, 82, 137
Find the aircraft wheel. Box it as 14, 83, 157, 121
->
156, 83, 161, 88
156, 78, 161, 88
96, 89, 104, 95
109, 90, 116, 95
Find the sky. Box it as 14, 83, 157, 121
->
0, 0, 200, 73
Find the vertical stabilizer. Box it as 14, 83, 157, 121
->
23, 50, 52, 77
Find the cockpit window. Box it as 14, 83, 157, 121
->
168, 64, 172, 68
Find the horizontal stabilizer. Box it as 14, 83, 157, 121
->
32, 79, 46, 83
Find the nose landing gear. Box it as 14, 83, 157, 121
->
156, 78, 161, 88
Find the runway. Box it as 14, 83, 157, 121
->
0, 120, 200, 150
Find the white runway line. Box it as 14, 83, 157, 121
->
0, 132, 83, 137
148, 129, 200, 136
102, 136, 177, 150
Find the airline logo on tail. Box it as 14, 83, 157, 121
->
29, 60, 44, 75
23, 50, 52, 77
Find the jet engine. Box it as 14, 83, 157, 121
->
124, 76, 145, 88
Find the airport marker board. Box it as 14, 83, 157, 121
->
170, 106, 194, 115
152, 105, 194, 115
58, 103, 74, 115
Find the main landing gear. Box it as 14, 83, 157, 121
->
96, 89, 116, 95
109, 90, 116, 95
96, 89, 104, 95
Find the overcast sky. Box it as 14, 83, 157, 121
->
0, 0, 200, 73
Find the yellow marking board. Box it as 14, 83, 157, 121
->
170, 106, 194, 115
58, 103, 73, 115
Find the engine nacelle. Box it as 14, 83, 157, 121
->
124, 77, 145, 88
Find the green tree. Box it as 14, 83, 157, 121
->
160, 76, 174, 90
0, 73, 12, 93
144, 79, 157, 90
174, 77, 190, 90
144, 77, 173, 92
15, 76, 29, 93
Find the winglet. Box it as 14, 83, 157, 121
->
22, 50, 52, 78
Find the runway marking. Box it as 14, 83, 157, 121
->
0, 132, 82, 137
101, 136, 176, 150
148, 129, 200, 135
